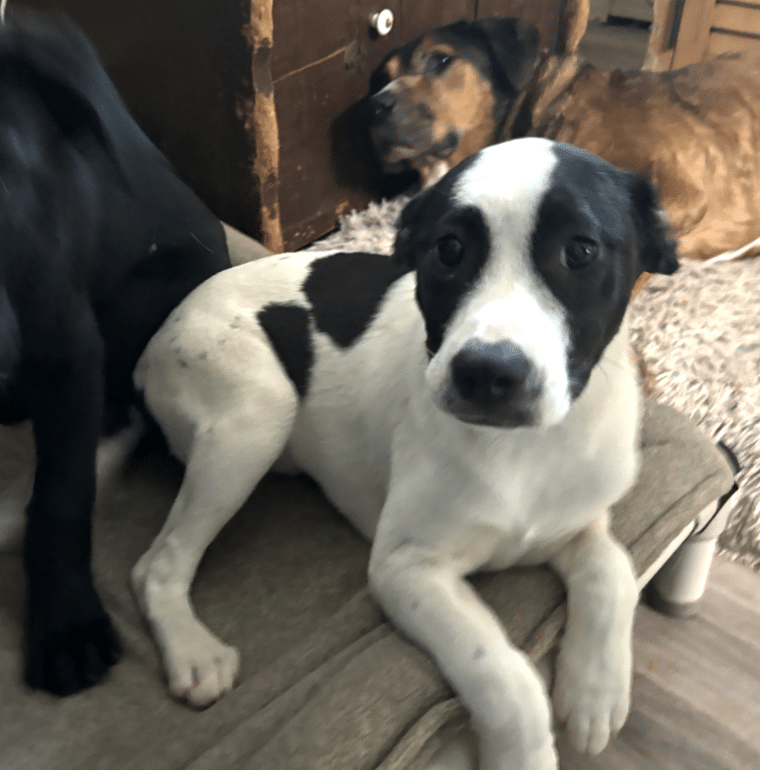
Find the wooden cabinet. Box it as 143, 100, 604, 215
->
647, 0, 760, 71
22, 0, 579, 251
262, 0, 478, 251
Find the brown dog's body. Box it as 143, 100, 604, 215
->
529, 50, 760, 261
369, 19, 760, 262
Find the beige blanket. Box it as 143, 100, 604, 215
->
0, 399, 733, 770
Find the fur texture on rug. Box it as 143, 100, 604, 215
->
306, 196, 759, 571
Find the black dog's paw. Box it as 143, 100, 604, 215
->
25, 588, 121, 696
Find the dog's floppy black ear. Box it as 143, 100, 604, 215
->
475, 17, 542, 94
628, 173, 680, 276
18, 67, 110, 149
0, 11, 118, 156
394, 188, 437, 268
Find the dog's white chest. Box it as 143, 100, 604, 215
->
354, 321, 639, 574
285, 316, 640, 573
471, 430, 635, 568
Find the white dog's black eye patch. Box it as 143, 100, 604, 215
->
395, 164, 491, 355
414, 206, 492, 354
257, 304, 314, 397
531, 196, 630, 395
530, 142, 677, 396
302, 252, 410, 348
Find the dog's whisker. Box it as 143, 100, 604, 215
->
190, 232, 214, 253
598, 357, 626, 382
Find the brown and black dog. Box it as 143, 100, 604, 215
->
368, 17, 760, 263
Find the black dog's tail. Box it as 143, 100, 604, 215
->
96, 398, 172, 504
130, 391, 171, 459
95, 407, 147, 500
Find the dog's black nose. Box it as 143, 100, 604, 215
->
451, 341, 532, 407
370, 92, 396, 122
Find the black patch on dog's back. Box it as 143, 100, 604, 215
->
302, 252, 410, 348
258, 303, 314, 397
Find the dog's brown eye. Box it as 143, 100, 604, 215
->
436, 235, 463, 268
427, 52, 453, 76
561, 237, 599, 270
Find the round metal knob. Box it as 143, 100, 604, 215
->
369, 9, 394, 36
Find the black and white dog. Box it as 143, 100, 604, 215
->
0, 11, 229, 695
133, 139, 677, 767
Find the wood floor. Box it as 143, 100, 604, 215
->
558, 557, 760, 770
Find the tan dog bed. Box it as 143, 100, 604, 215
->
0, 395, 734, 770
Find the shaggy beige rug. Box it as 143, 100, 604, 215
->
307, 197, 758, 571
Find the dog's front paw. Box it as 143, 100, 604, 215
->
479, 734, 558, 770
164, 626, 240, 708
552, 641, 631, 755
477, 684, 558, 770
25, 583, 121, 696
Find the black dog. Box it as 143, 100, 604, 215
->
0, 10, 229, 695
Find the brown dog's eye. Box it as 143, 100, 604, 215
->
436, 235, 463, 268
561, 237, 599, 270
427, 52, 453, 76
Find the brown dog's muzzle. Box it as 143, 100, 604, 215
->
368, 89, 458, 172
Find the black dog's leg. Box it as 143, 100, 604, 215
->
23, 308, 120, 695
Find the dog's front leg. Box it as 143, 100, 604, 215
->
369, 543, 558, 770
22, 309, 120, 695
550, 515, 639, 755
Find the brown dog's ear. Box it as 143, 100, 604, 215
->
474, 17, 542, 94
628, 173, 680, 276
393, 188, 437, 268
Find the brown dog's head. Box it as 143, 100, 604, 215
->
368, 18, 540, 186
